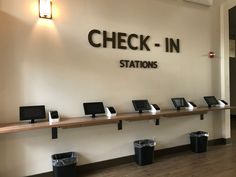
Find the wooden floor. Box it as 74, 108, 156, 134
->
35, 118, 236, 177
80, 144, 236, 177
79, 119, 236, 177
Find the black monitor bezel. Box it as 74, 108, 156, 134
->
83, 102, 105, 118
19, 105, 46, 123
171, 98, 189, 110
204, 96, 219, 108
132, 99, 151, 113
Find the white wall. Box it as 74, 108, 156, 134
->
0, 0, 226, 176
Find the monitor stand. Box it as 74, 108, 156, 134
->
139, 110, 143, 114
30, 119, 35, 124
177, 107, 181, 111
91, 114, 96, 118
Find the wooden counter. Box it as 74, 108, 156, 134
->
0, 106, 235, 138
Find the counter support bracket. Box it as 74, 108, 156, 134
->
155, 119, 160, 125
118, 120, 122, 130
200, 114, 204, 120
52, 127, 58, 139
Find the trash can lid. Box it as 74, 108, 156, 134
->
134, 139, 156, 148
52, 152, 77, 167
190, 131, 209, 137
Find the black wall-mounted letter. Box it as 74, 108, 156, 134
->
118, 32, 127, 50
170, 38, 180, 53
153, 61, 158, 69
88, 29, 101, 48
140, 35, 150, 51
165, 38, 169, 52
103, 31, 116, 49
127, 34, 138, 50
120, 60, 125, 67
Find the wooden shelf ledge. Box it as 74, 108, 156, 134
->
0, 106, 235, 138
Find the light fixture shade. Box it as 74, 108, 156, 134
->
39, 0, 52, 19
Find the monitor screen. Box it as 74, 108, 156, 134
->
171, 98, 188, 110
83, 102, 105, 118
107, 107, 116, 114
20, 105, 46, 123
132, 100, 151, 113
204, 96, 219, 107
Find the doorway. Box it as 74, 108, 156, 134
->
229, 6, 236, 142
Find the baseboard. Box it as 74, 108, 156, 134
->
27, 138, 230, 177
221, 138, 232, 144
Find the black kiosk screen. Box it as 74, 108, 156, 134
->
171, 98, 188, 110
83, 102, 105, 118
20, 105, 46, 123
132, 100, 151, 113
204, 96, 219, 107
50, 111, 59, 119
108, 107, 116, 114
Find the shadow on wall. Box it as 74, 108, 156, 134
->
0, 10, 31, 177
0, 11, 32, 123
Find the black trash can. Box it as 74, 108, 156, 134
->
134, 139, 156, 166
52, 152, 77, 177
190, 131, 209, 153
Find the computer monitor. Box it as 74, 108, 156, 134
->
132, 100, 151, 113
204, 96, 219, 108
171, 98, 189, 110
83, 102, 105, 118
20, 105, 46, 123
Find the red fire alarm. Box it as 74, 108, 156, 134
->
208, 51, 215, 58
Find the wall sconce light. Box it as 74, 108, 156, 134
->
39, 0, 52, 19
